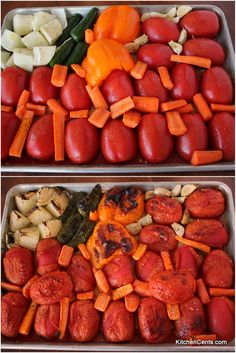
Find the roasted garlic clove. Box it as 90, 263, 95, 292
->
178, 28, 188, 45
36, 187, 59, 206
177, 5, 192, 18
38, 219, 62, 238
169, 16, 180, 23
154, 187, 171, 197
15, 192, 37, 215
46, 192, 69, 217
181, 184, 198, 197
171, 184, 182, 197
168, 40, 183, 55
27, 206, 52, 225
181, 209, 191, 225
144, 190, 154, 200
126, 222, 142, 235
9, 210, 30, 232
171, 222, 185, 236
138, 214, 153, 226
172, 196, 186, 204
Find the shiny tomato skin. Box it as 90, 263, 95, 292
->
103, 254, 134, 289
176, 113, 208, 162
137, 43, 174, 70
101, 69, 134, 105
60, 73, 91, 110
26, 114, 54, 161
1, 66, 30, 106
180, 10, 220, 38
201, 66, 233, 104
101, 119, 137, 163
146, 195, 182, 224
171, 64, 199, 101
172, 246, 201, 277
36, 238, 62, 275
208, 112, 235, 161
34, 303, 60, 339
138, 113, 173, 163
142, 17, 179, 44
136, 251, 164, 282
1, 112, 21, 160
65, 119, 99, 164
139, 224, 177, 253
134, 70, 168, 103
30, 67, 59, 104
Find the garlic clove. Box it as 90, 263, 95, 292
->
181, 209, 191, 225
134, 34, 149, 45
154, 187, 171, 197
172, 196, 186, 204
169, 16, 180, 24
9, 210, 30, 232
168, 40, 183, 55
177, 5, 192, 18
178, 28, 188, 45
138, 214, 153, 226
124, 42, 139, 54
171, 184, 182, 197
166, 7, 177, 19
145, 190, 154, 200
15, 192, 37, 215
171, 222, 185, 236
126, 222, 142, 235
181, 184, 198, 197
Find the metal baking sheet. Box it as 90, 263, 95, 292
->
1, 180, 235, 351
1, 4, 235, 174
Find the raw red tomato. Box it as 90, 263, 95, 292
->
30, 67, 59, 104
172, 246, 201, 277
138, 113, 173, 163
101, 119, 137, 163
146, 195, 182, 224
207, 297, 234, 341
134, 70, 168, 103
26, 114, 54, 161
36, 238, 62, 275
201, 67, 233, 104
101, 69, 134, 105
171, 64, 199, 101
139, 224, 177, 253
65, 119, 99, 164
137, 43, 174, 70
1, 112, 20, 160
34, 303, 60, 339
208, 112, 235, 161
175, 113, 208, 162
3, 246, 34, 286
142, 17, 179, 44
60, 73, 91, 110
180, 10, 220, 38
149, 269, 196, 304
66, 254, 95, 293
103, 254, 134, 288
1, 67, 30, 106
183, 38, 225, 66
135, 251, 164, 282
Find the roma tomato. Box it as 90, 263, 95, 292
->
201, 66, 233, 104
60, 73, 91, 110
176, 113, 208, 162
137, 43, 174, 70
30, 67, 59, 104
65, 119, 99, 164
171, 64, 199, 101
138, 113, 173, 163
172, 246, 201, 277
103, 254, 134, 288
101, 69, 134, 105
34, 303, 60, 339
142, 17, 179, 44
26, 114, 54, 161
208, 112, 235, 161
101, 119, 137, 163
1, 112, 20, 160
180, 10, 220, 37
146, 195, 182, 224
1, 67, 30, 106
135, 251, 164, 282
36, 238, 62, 275
134, 70, 168, 103
139, 224, 177, 253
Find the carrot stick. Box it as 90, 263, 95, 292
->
191, 334, 217, 341
175, 235, 210, 253
170, 54, 211, 69
133, 279, 152, 297
19, 301, 38, 335
132, 243, 147, 261
78, 243, 91, 260
58, 245, 74, 267
210, 103, 235, 113
165, 110, 187, 136
161, 99, 187, 113
122, 110, 141, 128
1, 281, 22, 292
9, 111, 34, 157
86, 85, 108, 109
94, 270, 110, 294
15, 104, 27, 120
77, 291, 94, 300
209, 288, 235, 297
177, 103, 194, 114
51, 64, 68, 87
94, 293, 111, 312
125, 292, 140, 312
161, 251, 174, 270
59, 297, 70, 340
85, 28, 94, 44
191, 150, 223, 166
1, 105, 14, 112
196, 278, 210, 304
130, 61, 148, 80
157, 66, 174, 90
17, 90, 30, 108
132, 96, 159, 113
47, 98, 68, 116
71, 64, 86, 78
112, 283, 133, 301
89, 210, 98, 221
26, 103, 46, 116
193, 93, 213, 121
53, 111, 65, 161
22, 275, 39, 299
88, 108, 110, 128
110, 96, 135, 119
70, 110, 89, 118
166, 303, 180, 320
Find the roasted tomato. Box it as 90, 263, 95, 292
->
1, 112, 20, 160
101, 119, 138, 163
137, 43, 174, 70
69, 300, 100, 342
103, 254, 134, 288
134, 70, 168, 103
185, 188, 225, 218
26, 114, 54, 161
207, 297, 234, 341
30, 67, 59, 104
1, 292, 29, 338
185, 219, 229, 247
135, 251, 164, 282
172, 246, 202, 277
1, 66, 30, 106
66, 254, 96, 293
103, 301, 135, 342
175, 113, 208, 162
30, 271, 73, 304
3, 246, 34, 286
149, 269, 196, 304
142, 17, 179, 43
139, 224, 177, 253
98, 186, 144, 225
101, 69, 134, 105
180, 10, 220, 38
138, 297, 172, 343
202, 249, 233, 288
171, 64, 199, 101
36, 238, 62, 276
146, 196, 182, 224
175, 297, 206, 339
138, 113, 174, 163
208, 112, 235, 161
34, 303, 60, 339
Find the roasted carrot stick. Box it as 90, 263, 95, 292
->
170, 54, 211, 69
70, 110, 89, 118
132, 96, 159, 113
110, 96, 135, 119
1, 282, 22, 292
59, 297, 70, 340
122, 110, 141, 128
53, 111, 65, 161
77, 291, 94, 300
86, 85, 108, 109
51, 64, 68, 87
196, 278, 210, 304
132, 279, 152, 297
177, 103, 194, 114
193, 93, 213, 121
89, 210, 98, 221
94, 293, 111, 312
161, 99, 187, 112
210, 103, 235, 113
58, 245, 74, 267
175, 236, 210, 253
166, 303, 180, 320
88, 108, 110, 128
85, 28, 95, 44
47, 98, 68, 116
112, 283, 133, 301
17, 90, 30, 108
125, 292, 140, 312
19, 301, 38, 335
161, 251, 174, 270
191, 334, 217, 341
130, 61, 147, 80
94, 270, 110, 294
78, 243, 91, 260
157, 66, 174, 90
191, 150, 223, 166
209, 288, 235, 297
132, 243, 147, 261
26, 103, 46, 116
165, 110, 187, 136
1, 105, 14, 112
22, 275, 39, 299
71, 64, 86, 78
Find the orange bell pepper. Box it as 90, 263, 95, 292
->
94, 5, 140, 44
82, 38, 135, 87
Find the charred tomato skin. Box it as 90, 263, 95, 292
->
146, 196, 182, 224
139, 224, 177, 253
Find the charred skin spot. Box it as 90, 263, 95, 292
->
120, 238, 132, 253
191, 315, 203, 330
105, 187, 141, 215
94, 247, 99, 259
104, 240, 120, 258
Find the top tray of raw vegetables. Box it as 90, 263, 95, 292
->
1, 4, 235, 172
